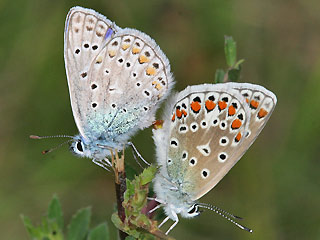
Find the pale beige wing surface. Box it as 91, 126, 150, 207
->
64, 7, 115, 139
64, 7, 173, 142
165, 83, 276, 201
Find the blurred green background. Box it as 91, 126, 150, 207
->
1, 0, 320, 239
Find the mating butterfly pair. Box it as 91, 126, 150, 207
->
48, 6, 277, 235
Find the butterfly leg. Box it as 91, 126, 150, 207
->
158, 216, 170, 228
128, 141, 150, 166
165, 211, 179, 235
92, 159, 111, 171
149, 204, 162, 213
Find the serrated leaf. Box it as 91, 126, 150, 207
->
224, 36, 237, 67
88, 223, 109, 240
67, 207, 91, 240
48, 195, 64, 230
215, 69, 225, 83
124, 179, 135, 201
140, 165, 157, 185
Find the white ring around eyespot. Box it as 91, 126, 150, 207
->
190, 122, 199, 132
189, 157, 197, 166
219, 137, 229, 146
219, 120, 227, 130
201, 168, 210, 179
182, 151, 188, 161
218, 152, 228, 162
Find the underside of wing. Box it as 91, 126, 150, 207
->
83, 28, 174, 143
65, 7, 174, 144
64, 7, 116, 140
229, 82, 277, 162
164, 84, 252, 200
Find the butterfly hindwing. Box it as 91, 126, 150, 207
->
86, 29, 173, 141
161, 83, 276, 201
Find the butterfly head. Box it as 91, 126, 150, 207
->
70, 135, 89, 157
69, 135, 112, 160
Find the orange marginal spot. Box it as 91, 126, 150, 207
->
108, 50, 116, 58
176, 109, 183, 118
155, 83, 162, 90
205, 100, 216, 111
138, 55, 149, 64
218, 101, 227, 110
231, 119, 242, 129
146, 67, 156, 76
182, 109, 187, 117
250, 100, 259, 109
171, 113, 176, 122
121, 44, 130, 50
191, 101, 201, 113
152, 120, 164, 129
258, 108, 268, 118
228, 105, 236, 116
132, 47, 141, 54
246, 98, 249, 103
152, 80, 157, 85
235, 132, 242, 142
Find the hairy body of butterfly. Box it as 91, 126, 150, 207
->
152, 82, 277, 234
64, 7, 174, 166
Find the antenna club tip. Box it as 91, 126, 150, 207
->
42, 150, 50, 154
30, 135, 41, 139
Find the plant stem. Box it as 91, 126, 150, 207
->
112, 149, 128, 240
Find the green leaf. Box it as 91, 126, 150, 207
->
67, 207, 91, 240
215, 69, 225, 83
88, 223, 109, 240
111, 213, 123, 230
140, 165, 157, 185
234, 59, 245, 69
21, 215, 41, 238
125, 236, 136, 240
48, 195, 64, 230
224, 36, 237, 67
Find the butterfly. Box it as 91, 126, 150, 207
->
151, 82, 277, 234
61, 6, 174, 168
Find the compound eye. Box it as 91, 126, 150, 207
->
188, 204, 198, 214
76, 140, 83, 152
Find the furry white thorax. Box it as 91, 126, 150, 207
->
70, 134, 122, 159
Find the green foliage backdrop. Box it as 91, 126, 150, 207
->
1, 0, 320, 239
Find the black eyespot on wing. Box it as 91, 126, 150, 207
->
193, 96, 201, 102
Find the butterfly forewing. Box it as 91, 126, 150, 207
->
65, 7, 173, 143
64, 7, 115, 139
166, 84, 251, 200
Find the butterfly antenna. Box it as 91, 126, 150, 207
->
30, 135, 74, 154
40, 139, 74, 154
30, 134, 74, 139
198, 203, 253, 233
